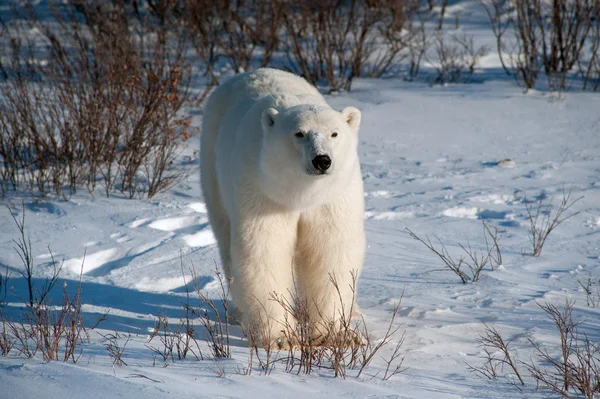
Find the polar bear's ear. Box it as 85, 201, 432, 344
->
341, 107, 361, 131
261, 108, 279, 132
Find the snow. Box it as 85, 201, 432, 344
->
1, 3, 600, 398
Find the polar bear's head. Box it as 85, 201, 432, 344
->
258, 104, 361, 208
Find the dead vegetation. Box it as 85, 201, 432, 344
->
142, 264, 407, 380
470, 300, 600, 399
242, 271, 406, 379
479, 0, 600, 91
1, 206, 103, 361
428, 33, 490, 84
0, 0, 195, 199
406, 226, 501, 283
524, 187, 582, 257
281, 0, 420, 91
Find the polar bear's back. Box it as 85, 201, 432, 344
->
213, 69, 325, 120
230, 68, 322, 102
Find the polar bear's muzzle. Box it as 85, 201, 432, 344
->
304, 132, 333, 176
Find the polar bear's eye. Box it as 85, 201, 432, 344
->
295, 132, 304, 138
331, 132, 338, 138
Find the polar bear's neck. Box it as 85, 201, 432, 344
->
258, 160, 360, 210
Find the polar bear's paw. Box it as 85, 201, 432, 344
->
268, 332, 298, 351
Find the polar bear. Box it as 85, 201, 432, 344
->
200, 68, 365, 348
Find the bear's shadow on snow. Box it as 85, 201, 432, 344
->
2, 276, 241, 340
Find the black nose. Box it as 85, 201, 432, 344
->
312, 155, 331, 172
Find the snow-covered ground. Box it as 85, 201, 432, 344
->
1, 2, 600, 398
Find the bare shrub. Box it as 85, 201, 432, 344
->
482, 221, 503, 270
407, 13, 433, 80
0, 0, 194, 199
576, 274, 600, 308
186, 264, 232, 359
479, 0, 600, 91
1, 206, 103, 361
146, 308, 204, 363
185, 0, 281, 83
281, 0, 419, 91
0, 265, 9, 306
526, 301, 600, 399
406, 228, 493, 283
524, 187, 582, 257
146, 312, 177, 363
429, 33, 489, 84
100, 330, 131, 367
145, 263, 232, 364
9, 205, 62, 308
468, 323, 525, 386
471, 300, 600, 398
454, 34, 491, 76
579, 5, 600, 90
213, 361, 227, 377
6, 271, 93, 362
248, 271, 406, 380
0, 308, 15, 356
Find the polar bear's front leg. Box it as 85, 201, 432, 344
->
296, 193, 365, 344
230, 210, 299, 349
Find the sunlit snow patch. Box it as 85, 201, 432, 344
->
127, 218, 150, 228
188, 202, 208, 213
469, 194, 515, 204
364, 190, 393, 198
365, 210, 415, 220
182, 229, 216, 247
149, 216, 203, 231
134, 275, 192, 292
441, 206, 478, 219
64, 248, 119, 274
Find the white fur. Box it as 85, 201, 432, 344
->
200, 68, 365, 346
